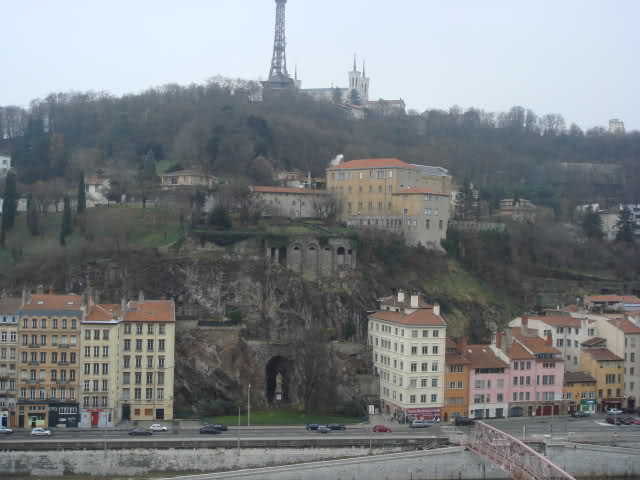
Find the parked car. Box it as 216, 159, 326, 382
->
128, 427, 152, 436
306, 424, 320, 431
606, 416, 624, 425
607, 408, 624, 415
199, 426, 223, 434
149, 424, 168, 432
204, 424, 228, 431
328, 424, 346, 431
373, 424, 392, 433
410, 420, 431, 428
627, 417, 640, 425
454, 416, 475, 426
621, 417, 635, 425
31, 428, 52, 436
318, 425, 331, 433
0, 426, 13, 434
571, 411, 591, 418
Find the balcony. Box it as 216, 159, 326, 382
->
28, 361, 40, 366
58, 344, 71, 349
57, 361, 69, 366
27, 344, 40, 349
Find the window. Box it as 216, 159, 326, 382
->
158, 356, 165, 368
85, 330, 91, 340
410, 363, 417, 372
135, 372, 142, 385
136, 324, 143, 335
431, 362, 438, 372
432, 330, 439, 338
159, 339, 165, 352
123, 373, 130, 385
632, 353, 636, 362
146, 372, 153, 384
431, 378, 438, 387
146, 388, 153, 400
411, 346, 418, 355
134, 388, 141, 400
497, 393, 504, 402
135, 339, 143, 351
432, 346, 438, 354
556, 339, 563, 347
147, 356, 154, 368
103, 346, 109, 357
124, 324, 132, 334
62, 319, 67, 329
94, 330, 100, 340
124, 340, 131, 351
513, 392, 517, 401
147, 339, 154, 351
421, 362, 428, 372
147, 324, 154, 334
94, 346, 99, 357
513, 377, 518, 385
431, 394, 437, 403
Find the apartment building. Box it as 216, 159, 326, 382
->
368, 291, 447, 421
509, 315, 588, 371
580, 347, 624, 412
444, 337, 470, 421
0, 297, 20, 427
465, 344, 509, 419
80, 303, 122, 427
326, 158, 451, 248
120, 299, 175, 422
563, 372, 597, 414
17, 294, 82, 428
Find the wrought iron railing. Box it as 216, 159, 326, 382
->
465, 421, 576, 480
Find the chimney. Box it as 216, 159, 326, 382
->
410, 294, 419, 309
433, 303, 441, 316
121, 297, 127, 317
459, 336, 468, 352
138, 290, 145, 303
398, 290, 405, 303
546, 333, 552, 346
495, 332, 503, 349
21, 288, 31, 307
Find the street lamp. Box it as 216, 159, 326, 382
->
247, 384, 251, 427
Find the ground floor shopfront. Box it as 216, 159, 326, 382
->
382, 400, 443, 423
79, 408, 115, 428
469, 402, 508, 419
0, 407, 16, 427
508, 401, 563, 417
16, 402, 80, 428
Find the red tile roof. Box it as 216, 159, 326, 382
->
0, 296, 22, 315
529, 315, 581, 328
393, 188, 449, 197
587, 295, 640, 303
124, 300, 175, 323
507, 342, 535, 360
583, 348, 623, 362
608, 318, 640, 334
582, 337, 606, 346
328, 158, 416, 170
21, 294, 83, 312
369, 308, 446, 327
564, 371, 596, 384
85, 304, 121, 322
252, 186, 328, 195
463, 345, 509, 369
511, 327, 561, 355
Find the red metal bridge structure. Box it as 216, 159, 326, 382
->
465, 421, 576, 480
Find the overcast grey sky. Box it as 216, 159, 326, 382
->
2, 0, 638, 130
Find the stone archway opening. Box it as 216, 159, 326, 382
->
265, 356, 291, 404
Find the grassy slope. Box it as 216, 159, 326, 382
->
206, 408, 365, 426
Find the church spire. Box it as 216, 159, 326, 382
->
353, 53, 357, 72
294, 64, 298, 81
363, 59, 366, 77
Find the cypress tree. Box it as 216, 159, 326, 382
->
77, 171, 86, 214
60, 196, 73, 246
3, 171, 17, 230
26, 195, 40, 236
582, 206, 604, 240
615, 207, 635, 244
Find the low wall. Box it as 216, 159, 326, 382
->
547, 441, 640, 477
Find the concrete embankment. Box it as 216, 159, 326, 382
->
548, 442, 640, 477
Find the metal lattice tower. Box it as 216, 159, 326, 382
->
264, 0, 295, 89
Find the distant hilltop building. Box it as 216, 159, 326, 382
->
609, 119, 625, 135
0, 155, 11, 177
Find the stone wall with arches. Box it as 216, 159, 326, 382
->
266, 236, 356, 279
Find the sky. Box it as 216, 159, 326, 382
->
2, 0, 639, 130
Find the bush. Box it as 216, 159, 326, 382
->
203, 399, 237, 417
207, 205, 232, 230
335, 400, 365, 418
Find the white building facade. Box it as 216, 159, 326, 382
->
368, 291, 447, 421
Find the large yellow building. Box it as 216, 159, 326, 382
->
17, 294, 82, 428
580, 348, 624, 412
326, 158, 451, 248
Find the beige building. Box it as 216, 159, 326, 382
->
0, 296, 20, 427
80, 302, 122, 427
160, 169, 217, 189
496, 198, 536, 222
368, 291, 447, 421
326, 158, 451, 248
17, 293, 82, 428
119, 298, 175, 422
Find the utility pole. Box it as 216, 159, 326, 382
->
247, 384, 251, 427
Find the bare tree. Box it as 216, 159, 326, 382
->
312, 194, 342, 223
294, 329, 330, 411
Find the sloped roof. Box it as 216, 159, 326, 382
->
410, 165, 449, 177
529, 315, 581, 328
86, 304, 121, 322
369, 308, 446, 327
463, 345, 509, 369
124, 300, 175, 323
252, 186, 328, 195
587, 295, 640, 304
328, 158, 415, 170
511, 327, 561, 355
582, 337, 606, 346
608, 318, 640, 334
583, 348, 623, 362
0, 296, 22, 315
160, 169, 215, 178
507, 342, 535, 360
20, 294, 83, 312
393, 188, 449, 197
380, 295, 431, 310
564, 371, 596, 384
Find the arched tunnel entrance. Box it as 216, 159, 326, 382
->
266, 356, 291, 404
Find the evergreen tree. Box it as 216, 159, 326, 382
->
455, 179, 477, 220
77, 171, 86, 214
207, 205, 232, 230
3, 171, 17, 230
581, 206, 603, 240
615, 207, 635, 244
26, 195, 40, 236
59, 196, 73, 246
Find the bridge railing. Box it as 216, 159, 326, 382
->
465, 421, 576, 480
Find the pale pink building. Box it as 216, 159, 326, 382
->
465, 344, 510, 419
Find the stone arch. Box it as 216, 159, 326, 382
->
320, 246, 333, 277
304, 243, 320, 277
288, 244, 303, 273
278, 246, 287, 266
265, 356, 291, 404
336, 246, 346, 266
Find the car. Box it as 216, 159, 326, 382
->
627, 417, 640, 425
0, 426, 13, 434
199, 426, 222, 434
621, 417, 635, 425
31, 428, 52, 436
204, 423, 228, 432
128, 427, 152, 436
306, 424, 320, 431
454, 416, 475, 426
327, 424, 346, 431
410, 420, 431, 428
606, 416, 624, 425
317, 425, 331, 433
607, 408, 624, 415
149, 424, 168, 432
373, 424, 392, 433
571, 411, 591, 418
